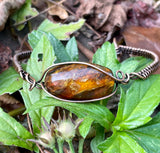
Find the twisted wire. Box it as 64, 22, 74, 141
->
13, 51, 37, 90
116, 45, 159, 79
13, 50, 32, 73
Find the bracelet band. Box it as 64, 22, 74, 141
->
13, 45, 160, 103
116, 45, 159, 79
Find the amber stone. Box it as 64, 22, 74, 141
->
44, 63, 115, 100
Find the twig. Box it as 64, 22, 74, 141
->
13, 0, 101, 38
47, 0, 101, 38
113, 37, 118, 49
13, 0, 66, 27
27, 114, 33, 135
18, 35, 32, 51
27, 114, 44, 153
77, 40, 94, 60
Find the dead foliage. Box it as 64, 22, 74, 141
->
126, 1, 160, 27
123, 26, 160, 73
47, 0, 68, 20
76, 0, 127, 32
0, 42, 12, 73
0, 0, 25, 31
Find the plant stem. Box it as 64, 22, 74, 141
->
52, 147, 59, 153
78, 138, 85, 153
57, 138, 64, 153
67, 139, 75, 153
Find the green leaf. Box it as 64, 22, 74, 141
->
91, 124, 105, 153
28, 31, 75, 63
66, 37, 79, 61
47, 33, 71, 63
92, 41, 153, 76
92, 42, 152, 76
119, 56, 152, 92
0, 108, 33, 150
113, 75, 160, 130
0, 67, 23, 95
98, 132, 146, 153
92, 42, 119, 73
25, 97, 115, 130
126, 112, 160, 153
38, 19, 85, 40
28, 30, 44, 49
21, 35, 55, 133
11, 0, 38, 30
79, 117, 94, 138
119, 56, 151, 74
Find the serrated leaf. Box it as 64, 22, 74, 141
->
28, 31, 75, 63
92, 42, 151, 76
91, 124, 105, 153
0, 108, 33, 150
113, 75, 160, 130
92, 42, 119, 74
0, 67, 23, 95
11, 0, 38, 30
119, 57, 152, 92
47, 33, 71, 63
28, 30, 44, 49
79, 117, 94, 138
38, 19, 85, 40
21, 35, 55, 133
126, 112, 160, 153
66, 37, 79, 61
98, 132, 146, 153
119, 56, 152, 73
25, 97, 115, 130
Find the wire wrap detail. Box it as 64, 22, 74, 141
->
116, 45, 159, 79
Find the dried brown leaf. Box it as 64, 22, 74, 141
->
31, 0, 46, 9
77, 40, 94, 60
76, 0, 115, 17
0, 94, 20, 104
47, 1, 68, 20
76, 0, 127, 32
0, 43, 12, 73
76, 0, 96, 17
127, 1, 160, 28
0, 0, 25, 31
100, 4, 126, 32
63, 0, 79, 13
123, 26, 160, 73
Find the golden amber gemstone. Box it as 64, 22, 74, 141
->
44, 63, 115, 100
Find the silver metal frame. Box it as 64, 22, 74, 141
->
37, 61, 118, 103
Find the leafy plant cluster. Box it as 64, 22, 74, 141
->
0, 17, 160, 153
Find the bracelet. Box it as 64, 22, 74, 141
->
13, 45, 159, 103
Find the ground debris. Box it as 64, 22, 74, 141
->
0, 42, 12, 73
123, 26, 160, 73
0, 0, 25, 31
76, 0, 127, 32
47, 0, 68, 20
126, 0, 160, 27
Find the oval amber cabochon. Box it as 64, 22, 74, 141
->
44, 63, 115, 100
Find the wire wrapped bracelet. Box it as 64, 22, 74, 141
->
13, 45, 159, 103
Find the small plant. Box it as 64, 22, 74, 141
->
0, 18, 160, 153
